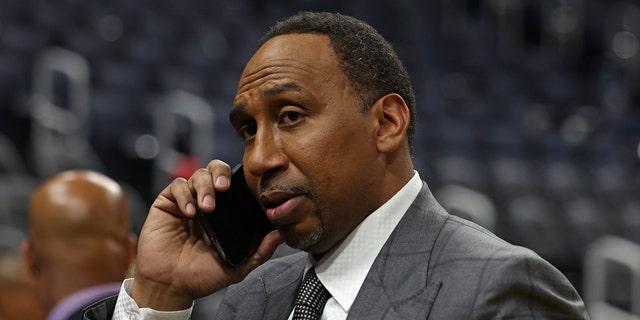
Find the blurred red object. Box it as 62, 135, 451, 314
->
172, 155, 201, 179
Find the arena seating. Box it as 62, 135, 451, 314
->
0, 0, 638, 318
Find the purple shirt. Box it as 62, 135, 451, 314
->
47, 282, 122, 320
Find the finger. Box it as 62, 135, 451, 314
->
167, 177, 197, 217
189, 160, 231, 213
189, 168, 216, 212
206, 160, 232, 193
257, 230, 285, 259
207, 160, 231, 210
235, 230, 284, 277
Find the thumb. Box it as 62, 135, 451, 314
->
235, 230, 284, 277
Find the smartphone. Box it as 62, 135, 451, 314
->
197, 163, 275, 267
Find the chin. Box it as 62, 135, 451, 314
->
281, 226, 324, 252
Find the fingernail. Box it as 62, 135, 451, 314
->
216, 175, 229, 188
186, 202, 196, 215
203, 194, 214, 208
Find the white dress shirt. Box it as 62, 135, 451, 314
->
289, 171, 422, 319
111, 172, 422, 320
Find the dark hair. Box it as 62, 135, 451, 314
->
261, 11, 416, 151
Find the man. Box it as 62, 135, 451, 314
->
0, 251, 45, 320
84, 12, 589, 319
23, 170, 137, 320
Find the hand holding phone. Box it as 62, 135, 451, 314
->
197, 164, 275, 267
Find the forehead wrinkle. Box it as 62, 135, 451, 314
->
233, 65, 296, 117
238, 60, 321, 89
230, 82, 305, 124
233, 37, 340, 119
263, 82, 303, 97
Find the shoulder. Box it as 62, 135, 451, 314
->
426, 199, 558, 278
407, 182, 580, 294
440, 214, 530, 257
417, 195, 589, 318
408, 182, 541, 263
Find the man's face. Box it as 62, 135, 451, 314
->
231, 34, 384, 254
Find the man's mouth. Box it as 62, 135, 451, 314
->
260, 191, 294, 209
260, 191, 304, 222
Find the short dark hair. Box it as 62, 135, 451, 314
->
261, 11, 416, 151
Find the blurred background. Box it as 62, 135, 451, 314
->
0, 0, 639, 318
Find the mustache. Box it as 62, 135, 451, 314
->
259, 184, 317, 200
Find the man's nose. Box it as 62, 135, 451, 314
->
243, 127, 287, 180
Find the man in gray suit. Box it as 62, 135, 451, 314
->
83, 12, 589, 319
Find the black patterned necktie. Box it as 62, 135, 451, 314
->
292, 267, 331, 320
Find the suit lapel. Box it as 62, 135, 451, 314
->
261, 253, 308, 319
348, 183, 449, 319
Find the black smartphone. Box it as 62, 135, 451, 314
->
197, 163, 275, 267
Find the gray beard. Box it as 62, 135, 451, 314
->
286, 223, 325, 251
265, 185, 324, 251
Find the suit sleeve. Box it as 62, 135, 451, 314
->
80, 279, 193, 320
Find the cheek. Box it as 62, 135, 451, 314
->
303, 116, 373, 161
296, 119, 376, 210
314, 114, 375, 176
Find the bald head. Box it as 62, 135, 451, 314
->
29, 170, 130, 243
25, 170, 136, 312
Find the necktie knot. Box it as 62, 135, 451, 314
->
293, 267, 331, 320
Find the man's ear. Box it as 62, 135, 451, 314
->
125, 233, 137, 276
372, 93, 410, 153
21, 240, 39, 278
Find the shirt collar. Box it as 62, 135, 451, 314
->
309, 171, 422, 313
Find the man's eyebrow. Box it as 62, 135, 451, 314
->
263, 82, 303, 97
230, 82, 304, 123
229, 103, 245, 124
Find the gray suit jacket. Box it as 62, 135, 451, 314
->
217, 182, 589, 319
81, 182, 589, 319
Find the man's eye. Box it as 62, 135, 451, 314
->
239, 122, 257, 139
279, 111, 304, 125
